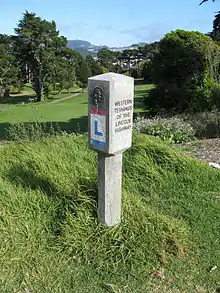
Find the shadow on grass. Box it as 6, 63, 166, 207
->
2, 90, 82, 105
24, 84, 34, 90
7, 162, 98, 204
134, 88, 152, 99
7, 164, 62, 197
6, 161, 98, 229
134, 79, 151, 86
1, 94, 36, 105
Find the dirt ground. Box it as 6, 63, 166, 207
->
181, 138, 220, 164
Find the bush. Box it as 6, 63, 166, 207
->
210, 83, 220, 109
6, 122, 62, 141
183, 110, 220, 138
147, 30, 220, 113
133, 116, 195, 143
141, 61, 153, 83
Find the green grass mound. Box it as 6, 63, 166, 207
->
0, 133, 220, 292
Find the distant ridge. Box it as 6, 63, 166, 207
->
67, 39, 147, 56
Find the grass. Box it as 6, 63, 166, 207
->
1, 84, 81, 106
0, 131, 220, 292
134, 82, 154, 114
0, 92, 88, 139
0, 82, 152, 140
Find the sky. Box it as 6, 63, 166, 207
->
0, 0, 219, 47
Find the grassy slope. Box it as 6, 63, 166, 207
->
0, 83, 151, 139
0, 133, 220, 292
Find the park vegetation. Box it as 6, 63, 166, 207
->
1, 2, 220, 292
1, 7, 219, 112
0, 11, 106, 101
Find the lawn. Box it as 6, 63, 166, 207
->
134, 82, 154, 114
0, 82, 152, 140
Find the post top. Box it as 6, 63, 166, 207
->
88, 72, 134, 82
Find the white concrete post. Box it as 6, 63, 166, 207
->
88, 73, 134, 227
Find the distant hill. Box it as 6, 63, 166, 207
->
67, 40, 105, 57
67, 39, 147, 56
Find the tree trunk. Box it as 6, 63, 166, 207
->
0, 87, 5, 98
34, 77, 44, 102
0, 87, 9, 99
33, 58, 44, 102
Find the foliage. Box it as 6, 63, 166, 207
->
100, 65, 109, 73
141, 60, 153, 82
50, 56, 76, 93
79, 59, 92, 87
200, 0, 216, 5
97, 48, 114, 71
134, 116, 195, 143
85, 55, 103, 76
62, 47, 83, 83
0, 134, 220, 292
147, 30, 220, 113
14, 11, 67, 101
0, 44, 21, 98
208, 11, 220, 43
183, 109, 220, 138
138, 42, 160, 60
6, 122, 61, 141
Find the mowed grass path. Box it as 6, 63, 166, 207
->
0, 83, 153, 139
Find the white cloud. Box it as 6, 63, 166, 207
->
120, 22, 171, 42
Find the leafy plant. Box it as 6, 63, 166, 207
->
6, 122, 61, 141
183, 110, 220, 138
134, 116, 195, 143
147, 30, 220, 113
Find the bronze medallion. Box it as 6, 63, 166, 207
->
92, 86, 103, 105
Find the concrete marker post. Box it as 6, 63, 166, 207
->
88, 73, 134, 227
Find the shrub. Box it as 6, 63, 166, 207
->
133, 116, 195, 143
147, 30, 220, 113
183, 110, 220, 138
210, 83, 220, 109
141, 60, 153, 83
6, 122, 61, 141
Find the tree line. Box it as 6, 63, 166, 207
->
0, 2, 219, 112
0, 11, 107, 101
97, 8, 220, 79
0, 10, 161, 102
96, 7, 220, 114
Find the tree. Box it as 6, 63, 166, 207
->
208, 11, 220, 43
62, 47, 83, 83
200, 0, 215, 5
0, 44, 20, 98
49, 56, 75, 93
148, 30, 220, 113
0, 34, 13, 46
121, 49, 133, 75
85, 55, 103, 76
141, 60, 153, 82
140, 42, 159, 60
14, 11, 67, 101
97, 48, 114, 71
79, 59, 92, 88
